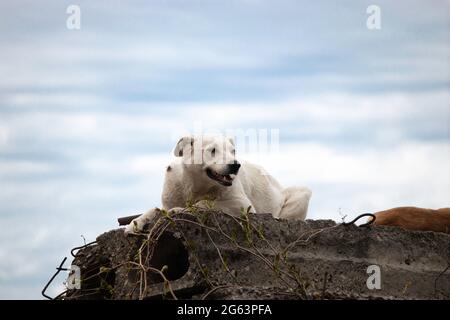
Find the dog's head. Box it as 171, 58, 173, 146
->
174, 135, 241, 187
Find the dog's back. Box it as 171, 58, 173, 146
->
372, 206, 450, 234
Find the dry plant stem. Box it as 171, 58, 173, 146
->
211, 213, 306, 296
90, 208, 322, 300
201, 285, 237, 300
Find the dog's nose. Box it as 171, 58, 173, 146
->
228, 160, 241, 174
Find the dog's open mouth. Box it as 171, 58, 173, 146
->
206, 169, 233, 186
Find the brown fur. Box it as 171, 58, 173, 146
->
372, 206, 450, 234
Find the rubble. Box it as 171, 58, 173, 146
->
64, 211, 450, 300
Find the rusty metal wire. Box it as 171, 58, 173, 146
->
342, 213, 376, 227
71, 240, 97, 257
42, 240, 98, 299
42, 257, 69, 300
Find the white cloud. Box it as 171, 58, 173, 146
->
4, 93, 108, 109
128, 154, 173, 175
243, 141, 450, 221
261, 141, 449, 188
0, 124, 8, 149
1, 91, 448, 164
0, 161, 53, 177
172, 90, 450, 128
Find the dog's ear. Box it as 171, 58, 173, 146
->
227, 136, 235, 146
174, 136, 194, 157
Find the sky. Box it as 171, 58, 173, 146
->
0, 0, 449, 299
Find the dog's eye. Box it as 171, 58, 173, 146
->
211, 148, 216, 157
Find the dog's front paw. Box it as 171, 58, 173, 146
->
124, 208, 161, 235
124, 217, 145, 235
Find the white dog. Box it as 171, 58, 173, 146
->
125, 135, 311, 234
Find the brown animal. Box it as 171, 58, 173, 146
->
371, 207, 450, 234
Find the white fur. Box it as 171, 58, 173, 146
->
125, 135, 311, 234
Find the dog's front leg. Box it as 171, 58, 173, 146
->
124, 207, 162, 235
124, 206, 186, 235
